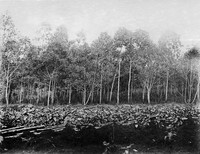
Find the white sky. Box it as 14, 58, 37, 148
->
1, 0, 200, 46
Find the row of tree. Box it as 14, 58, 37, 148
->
0, 13, 199, 106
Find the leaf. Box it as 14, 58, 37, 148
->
0, 136, 3, 144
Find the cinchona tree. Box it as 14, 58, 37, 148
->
158, 31, 181, 102
184, 47, 200, 108
0, 13, 19, 105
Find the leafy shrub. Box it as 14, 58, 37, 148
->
0, 103, 200, 147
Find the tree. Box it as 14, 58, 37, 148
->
91, 32, 115, 104
0, 13, 26, 105
137, 45, 161, 103
158, 31, 182, 101
69, 32, 95, 105
131, 30, 159, 103
184, 47, 200, 106
114, 27, 133, 104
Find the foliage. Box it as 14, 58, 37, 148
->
0, 103, 199, 145
0, 13, 199, 105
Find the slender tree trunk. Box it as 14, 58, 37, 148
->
196, 75, 200, 109
83, 85, 86, 105
91, 79, 95, 103
147, 87, 151, 104
195, 73, 200, 106
189, 79, 192, 103
51, 80, 55, 105
189, 64, 193, 103
29, 84, 32, 104
31, 85, 34, 104
68, 85, 72, 104
91, 86, 94, 103
97, 88, 99, 101
5, 74, 9, 106
165, 70, 169, 101
100, 72, 103, 104
47, 79, 51, 106
131, 72, 134, 102
5, 64, 10, 106
110, 73, 116, 102
131, 84, 133, 102
19, 83, 23, 104
117, 60, 121, 105
185, 75, 187, 103
40, 88, 42, 104
142, 85, 146, 101
128, 60, 132, 103
36, 86, 39, 105
85, 86, 93, 105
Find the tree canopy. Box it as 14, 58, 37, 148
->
0, 13, 198, 106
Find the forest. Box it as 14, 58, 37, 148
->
0, 13, 199, 106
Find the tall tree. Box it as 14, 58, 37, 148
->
91, 32, 115, 104
158, 31, 182, 101
132, 30, 159, 103
114, 27, 133, 104
184, 47, 200, 106
0, 13, 24, 105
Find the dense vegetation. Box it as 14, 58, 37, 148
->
0, 13, 200, 106
0, 103, 199, 152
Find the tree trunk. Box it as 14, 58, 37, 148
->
68, 85, 72, 104
91, 79, 95, 103
110, 73, 116, 102
128, 60, 132, 103
29, 85, 31, 104
36, 86, 39, 105
196, 76, 200, 108
100, 72, 103, 104
147, 88, 151, 104
85, 86, 93, 105
131, 72, 134, 102
83, 85, 86, 105
184, 75, 187, 103
117, 60, 121, 105
188, 64, 193, 103
5, 74, 9, 106
47, 79, 51, 106
91, 85, 94, 103
142, 85, 146, 101
51, 80, 55, 105
19, 83, 23, 104
195, 73, 200, 104
165, 70, 169, 101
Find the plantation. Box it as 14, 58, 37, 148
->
0, 103, 200, 153
1, 1, 200, 153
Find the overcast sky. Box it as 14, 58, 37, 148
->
1, 0, 200, 46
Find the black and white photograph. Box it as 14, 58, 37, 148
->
0, 0, 200, 153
